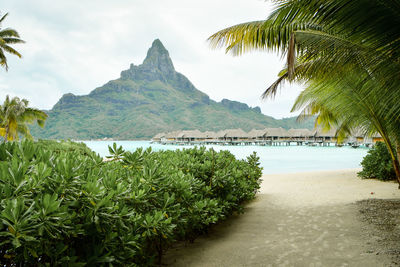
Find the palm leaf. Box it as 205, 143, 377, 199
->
0, 14, 24, 71
208, 20, 321, 56
0, 13, 8, 24
0, 44, 22, 58
0, 28, 22, 38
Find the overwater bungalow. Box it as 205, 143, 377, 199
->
313, 128, 337, 143
371, 133, 383, 144
348, 130, 383, 146
151, 132, 165, 142
176, 130, 204, 142
215, 130, 227, 141
220, 128, 249, 142
264, 127, 289, 141
348, 129, 366, 144
288, 128, 314, 142
203, 131, 218, 141
165, 131, 181, 141
248, 129, 268, 141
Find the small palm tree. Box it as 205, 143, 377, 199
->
0, 95, 47, 142
0, 12, 25, 71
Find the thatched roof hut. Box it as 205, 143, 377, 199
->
248, 129, 268, 139
204, 131, 218, 139
313, 127, 337, 138
264, 127, 289, 137
223, 128, 248, 139
214, 129, 249, 140
177, 130, 204, 139
349, 128, 368, 138
165, 131, 181, 139
215, 130, 227, 139
152, 132, 165, 140
288, 128, 314, 137
372, 133, 382, 138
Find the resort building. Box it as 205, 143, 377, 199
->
313, 128, 337, 143
152, 127, 379, 147
165, 131, 180, 141
372, 134, 383, 143
176, 130, 204, 142
288, 128, 314, 141
221, 128, 249, 141
248, 129, 269, 141
264, 127, 289, 141
152, 132, 165, 142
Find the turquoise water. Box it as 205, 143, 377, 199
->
82, 141, 369, 174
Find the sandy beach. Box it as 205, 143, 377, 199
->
164, 169, 400, 266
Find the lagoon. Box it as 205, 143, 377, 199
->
83, 141, 368, 174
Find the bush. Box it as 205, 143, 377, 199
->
358, 142, 396, 181
35, 139, 95, 156
0, 140, 262, 266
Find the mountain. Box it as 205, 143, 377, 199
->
32, 39, 313, 140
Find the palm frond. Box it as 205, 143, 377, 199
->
0, 14, 24, 71
208, 19, 321, 56
0, 13, 8, 24
0, 28, 22, 38
17, 124, 32, 139
0, 44, 22, 58
262, 73, 288, 99
0, 48, 8, 70
1, 37, 25, 44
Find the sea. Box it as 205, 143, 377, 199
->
82, 141, 369, 174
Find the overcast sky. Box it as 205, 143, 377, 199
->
0, 0, 304, 119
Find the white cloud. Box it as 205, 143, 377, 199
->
0, 0, 304, 118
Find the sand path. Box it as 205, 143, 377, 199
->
164, 169, 400, 266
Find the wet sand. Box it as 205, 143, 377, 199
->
163, 169, 400, 266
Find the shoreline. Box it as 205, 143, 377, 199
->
260, 167, 364, 176
164, 168, 400, 266
259, 168, 400, 207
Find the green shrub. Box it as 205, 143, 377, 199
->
0, 140, 262, 266
358, 142, 396, 181
35, 139, 95, 156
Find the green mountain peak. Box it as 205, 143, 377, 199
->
143, 39, 174, 71
120, 39, 176, 82
32, 40, 313, 140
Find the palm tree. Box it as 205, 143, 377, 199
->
208, 0, 400, 186
0, 95, 47, 142
0, 12, 25, 71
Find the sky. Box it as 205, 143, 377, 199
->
0, 0, 304, 119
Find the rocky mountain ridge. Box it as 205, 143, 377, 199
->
32, 39, 313, 140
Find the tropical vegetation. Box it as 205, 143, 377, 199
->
0, 12, 24, 71
0, 140, 262, 265
358, 142, 396, 181
208, 0, 400, 187
0, 95, 47, 142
